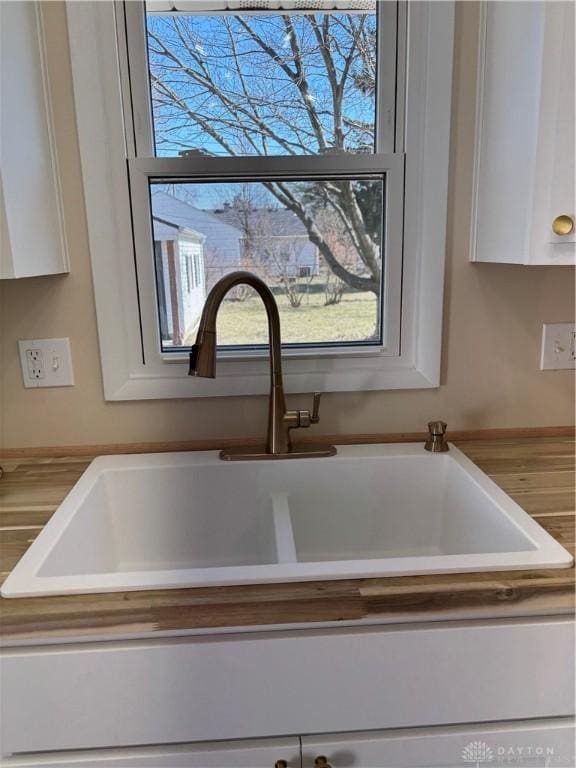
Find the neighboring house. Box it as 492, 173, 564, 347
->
152, 207, 207, 347
152, 192, 243, 295
211, 206, 319, 279
151, 192, 322, 345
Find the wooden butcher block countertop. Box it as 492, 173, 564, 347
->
0, 435, 574, 643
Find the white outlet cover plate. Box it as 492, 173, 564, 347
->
18, 338, 75, 388
540, 323, 576, 370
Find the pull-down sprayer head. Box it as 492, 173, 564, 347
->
189, 330, 217, 378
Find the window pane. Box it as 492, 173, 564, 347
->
145, 8, 377, 157
149, 177, 384, 351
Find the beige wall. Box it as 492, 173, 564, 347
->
0, 2, 574, 450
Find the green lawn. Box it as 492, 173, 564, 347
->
196, 287, 379, 346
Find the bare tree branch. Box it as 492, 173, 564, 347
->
147, 12, 380, 294
265, 181, 378, 293
281, 16, 328, 151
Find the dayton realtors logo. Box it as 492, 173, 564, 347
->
461, 739, 558, 766
462, 741, 495, 765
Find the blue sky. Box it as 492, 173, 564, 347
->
146, 12, 377, 158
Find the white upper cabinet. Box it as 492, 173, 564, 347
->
471, 1, 575, 265
0, 2, 68, 279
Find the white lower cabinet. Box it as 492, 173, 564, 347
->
302, 719, 575, 767
1, 617, 574, 765
2, 719, 574, 767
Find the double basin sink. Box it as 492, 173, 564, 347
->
2, 444, 572, 597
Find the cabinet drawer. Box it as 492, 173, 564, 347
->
1, 618, 574, 754
302, 718, 575, 767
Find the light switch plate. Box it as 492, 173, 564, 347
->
18, 338, 75, 388
540, 323, 576, 370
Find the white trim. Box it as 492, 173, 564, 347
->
407, 1, 453, 386
67, 0, 454, 400
122, 0, 154, 158
469, 0, 487, 266
68, 0, 145, 396
375, 0, 399, 154
148, 1, 378, 13
34, 2, 70, 276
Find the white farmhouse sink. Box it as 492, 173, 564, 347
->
2, 445, 572, 597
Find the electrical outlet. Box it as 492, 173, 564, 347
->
18, 339, 75, 388
26, 349, 45, 380
540, 323, 576, 370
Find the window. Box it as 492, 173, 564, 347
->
145, 4, 379, 158
150, 176, 385, 349
128, 1, 397, 356
67, 1, 454, 399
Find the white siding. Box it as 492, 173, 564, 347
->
178, 236, 205, 338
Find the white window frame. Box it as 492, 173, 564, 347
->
67, 1, 454, 401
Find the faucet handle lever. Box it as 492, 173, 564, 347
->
311, 392, 322, 424
290, 393, 323, 430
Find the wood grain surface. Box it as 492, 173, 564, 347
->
0, 437, 574, 643
0, 425, 573, 459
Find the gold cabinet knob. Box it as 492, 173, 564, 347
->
314, 758, 333, 768
552, 215, 575, 236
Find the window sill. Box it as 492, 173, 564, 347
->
107, 361, 438, 401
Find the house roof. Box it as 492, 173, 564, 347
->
210, 207, 309, 237
151, 193, 317, 275
152, 192, 310, 241
152, 218, 179, 241
151, 192, 240, 246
